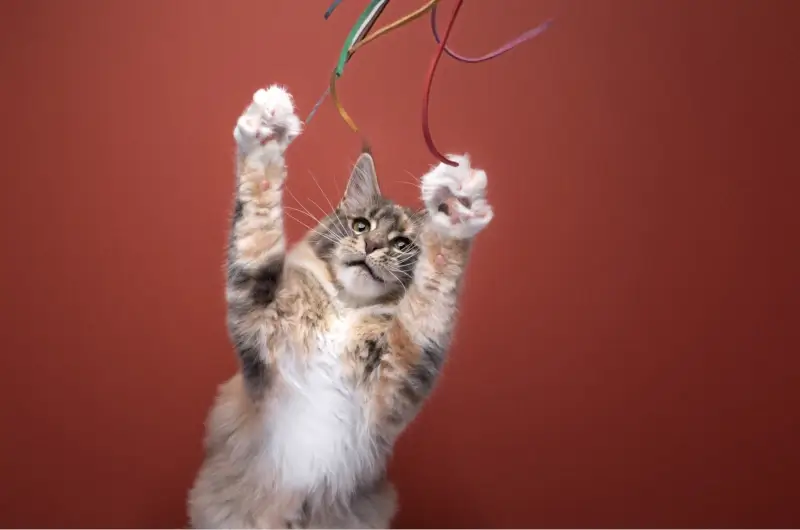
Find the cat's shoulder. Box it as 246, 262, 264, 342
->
283, 241, 337, 295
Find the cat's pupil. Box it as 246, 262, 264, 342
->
392, 237, 410, 250
352, 218, 369, 233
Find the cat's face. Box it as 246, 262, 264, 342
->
310, 153, 425, 301
332, 199, 423, 300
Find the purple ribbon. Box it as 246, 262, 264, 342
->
430, 3, 554, 63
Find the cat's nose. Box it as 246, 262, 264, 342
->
364, 240, 381, 255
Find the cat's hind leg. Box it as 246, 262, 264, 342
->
309, 479, 398, 529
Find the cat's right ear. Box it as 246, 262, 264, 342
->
341, 152, 381, 210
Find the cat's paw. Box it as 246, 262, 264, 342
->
234, 85, 302, 155
421, 154, 494, 240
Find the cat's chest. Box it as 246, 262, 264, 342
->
266, 314, 378, 491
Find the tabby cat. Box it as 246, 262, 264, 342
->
188, 85, 494, 528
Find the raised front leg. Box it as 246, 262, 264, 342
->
364, 155, 494, 428
227, 85, 301, 393
400, 153, 494, 342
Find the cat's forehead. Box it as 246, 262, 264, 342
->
353, 200, 421, 233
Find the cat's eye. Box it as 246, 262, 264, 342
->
352, 217, 370, 233
391, 237, 411, 250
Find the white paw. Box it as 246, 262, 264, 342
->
421, 154, 494, 240
234, 85, 302, 155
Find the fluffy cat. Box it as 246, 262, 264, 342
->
188, 85, 494, 529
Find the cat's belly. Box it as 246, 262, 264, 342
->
264, 341, 378, 494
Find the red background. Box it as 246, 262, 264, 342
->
1, 0, 798, 527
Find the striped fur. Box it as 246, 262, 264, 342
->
188, 86, 493, 529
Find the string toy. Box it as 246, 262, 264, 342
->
429, 3, 554, 64
305, 0, 554, 166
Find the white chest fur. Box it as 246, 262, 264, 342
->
263, 316, 378, 495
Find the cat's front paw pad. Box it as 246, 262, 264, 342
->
421, 154, 494, 239
234, 85, 302, 154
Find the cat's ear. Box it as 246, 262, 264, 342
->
341, 152, 381, 210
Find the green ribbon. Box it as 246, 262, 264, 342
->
334, 0, 390, 76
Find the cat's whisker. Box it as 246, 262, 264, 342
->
395, 175, 422, 192
283, 205, 324, 227
408, 210, 428, 224
308, 170, 349, 236
396, 256, 418, 267
285, 192, 345, 244
300, 183, 333, 227
396, 181, 421, 189
396, 247, 419, 260
307, 196, 329, 220
382, 267, 408, 297
387, 260, 413, 272
396, 253, 421, 269
285, 187, 320, 221
401, 232, 425, 251
395, 259, 418, 271
283, 211, 342, 246
282, 209, 318, 232
403, 169, 420, 182
331, 172, 343, 198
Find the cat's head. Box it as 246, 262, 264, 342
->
310, 153, 425, 302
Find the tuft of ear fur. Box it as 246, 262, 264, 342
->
342, 153, 381, 210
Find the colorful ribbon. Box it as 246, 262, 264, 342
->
307, 0, 554, 166
430, 3, 554, 63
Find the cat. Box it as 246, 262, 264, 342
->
187, 85, 494, 529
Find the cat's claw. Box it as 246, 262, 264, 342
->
234, 85, 302, 155
421, 154, 494, 240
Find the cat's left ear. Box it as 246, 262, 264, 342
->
342, 152, 381, 210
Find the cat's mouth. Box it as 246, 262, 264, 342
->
345, 260, 384, 283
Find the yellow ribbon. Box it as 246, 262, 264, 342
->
329, 0, 441, 136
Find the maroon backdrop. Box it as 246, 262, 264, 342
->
1, 0, 798, 527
